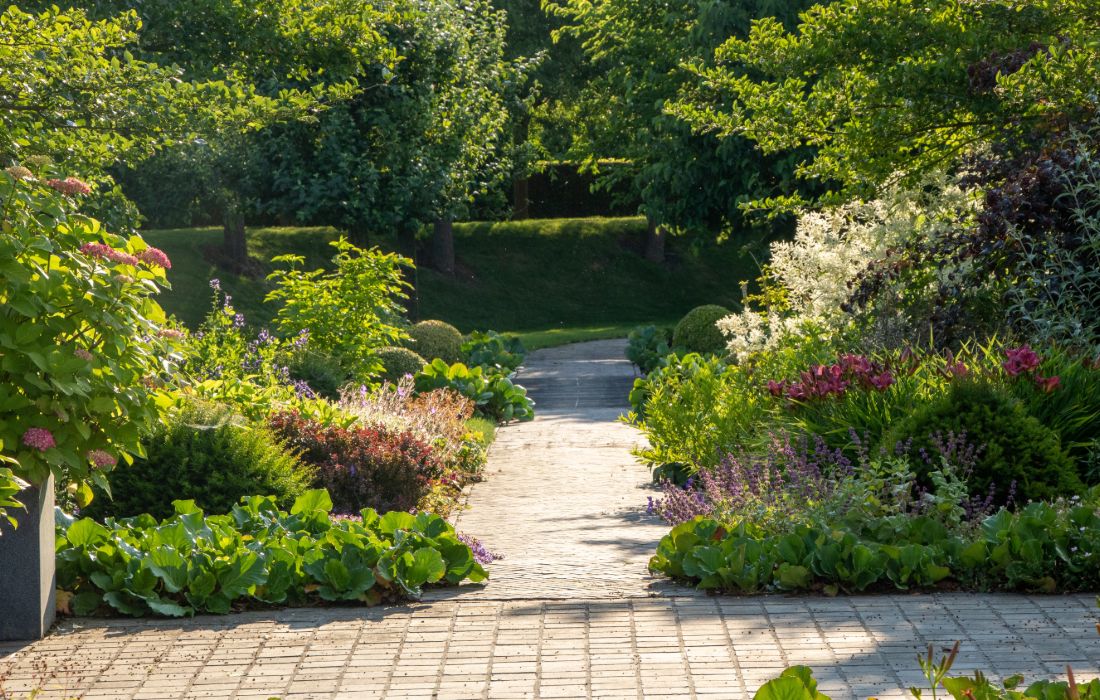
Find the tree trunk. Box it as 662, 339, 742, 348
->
513, 176, 529, 220
512, 117, 530, 220
431, 218, 455, 276
645, 218, 667, 264
222, 205, 247, 271
398, 227, 420, 321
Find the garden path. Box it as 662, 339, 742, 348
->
1, 340, 1097, 699
424, 338, 678, 601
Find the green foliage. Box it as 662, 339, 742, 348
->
754, 642, 1100, 700
0, 467, 29, 534
55, 489, 489, 617
286, 350, 350, 401
627, 353, 764, 471
651, 487, 1100, 594
461, 331, 526, 372
83, 401, 312, 521
0, 5, 313, 182
407, 321, 465, 365
626, 324, 675, 374
673, 305, 730, 355
885, 380, 1081, 502
676, 0, 1100, 202
0, 167, 175, 499
266, 238, 411, 379
415, 360, 535, 423
546, 0, 814, 238
375, 347, 428, 383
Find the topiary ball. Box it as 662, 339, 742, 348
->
406, 320, 464, 364
376, 346, 427, 382
883, 379, 1082, 503
673, 305, 730, 355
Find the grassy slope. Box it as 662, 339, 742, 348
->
147, 217, 771, 340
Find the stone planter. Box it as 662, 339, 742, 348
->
0, 475, 56, 641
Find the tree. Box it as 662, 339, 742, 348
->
673, 0, 1100, 206
38, 0, 387, 268
252, 0, 512, 278
546, 0, 815, 259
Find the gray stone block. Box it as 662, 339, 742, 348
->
0, 475, 56, 640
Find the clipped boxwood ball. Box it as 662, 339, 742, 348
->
884, 379, 1081, 503
406, 320, 463, 364
376, 346, 427, 382
673, 305, 730, 355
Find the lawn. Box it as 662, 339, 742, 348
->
147, 217, 773, 340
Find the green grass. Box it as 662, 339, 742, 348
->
147, 217, 772, 342
466, 417, 497, 447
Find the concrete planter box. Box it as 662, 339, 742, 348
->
0, 475, 56, 641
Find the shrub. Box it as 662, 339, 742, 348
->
286, 349, 349, 400
884, 379, 1081, 502
265, 238, 411, 379
375, 346, 427, 382
0, 167, 174, 500
269, 411, 443, 514
414, 360, 535, 423
407, 320, 464, 364
0, 468, 29, 535
673, 305, 730, 355
84, 401, 312, 520
461, 330, 526, 371
626, 325, 674, 374
56, 489, 489, 617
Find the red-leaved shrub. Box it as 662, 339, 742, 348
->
268, 411, 443, 513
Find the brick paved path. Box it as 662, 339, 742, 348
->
1, 340, 1097, 699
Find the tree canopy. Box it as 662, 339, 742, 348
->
674, 0, 1100, 205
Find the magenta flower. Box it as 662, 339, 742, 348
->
87, 450, 117, 469
138, 247, 171, 269
80, 242, 139, 266
22, 428, 56, 452
1003, 346, 1041, 377
46, 177, 91, 196
1034, 375, 1061, 393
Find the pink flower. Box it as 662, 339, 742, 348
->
74, 348, 93, 361
22, 428, 56, 452
138, 247, 171, 269
1035, 375, 1061, 393
867, 371, 895, 391
766, 380, 786, 397
46, 177, 91, 196
87, 450, 117, 469
79, 242, 139, 266
1003, 346, 1041, 377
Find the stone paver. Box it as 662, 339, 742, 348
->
426, 339, 676, 601
1, 340, 1097, 699
1, 595, 1096, 699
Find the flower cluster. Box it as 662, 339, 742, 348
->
4, 165, 34, 181
137, 247, 171, 269
74, 348, 93, 362
767, 354, 894, 401
457, 534, 502, 564
1002, 345, 1059, 393
650, 434, 851, 525
22, 427, 56, 452
46, 177, 91, 196
87, 450, 117, 469
80, 242, 139, 266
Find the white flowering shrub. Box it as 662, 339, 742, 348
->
720, 174, 977, 361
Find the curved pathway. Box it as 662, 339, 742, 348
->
1, 340, 1097, 699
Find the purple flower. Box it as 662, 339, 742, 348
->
233, 314, 245, 329
209, 278, 221, 291
22, 428, 56, 452
458, 534, 501, 564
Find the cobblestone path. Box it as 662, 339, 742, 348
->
1, 340, 1097, 699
